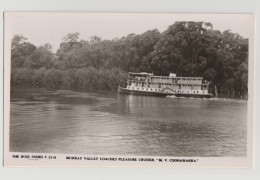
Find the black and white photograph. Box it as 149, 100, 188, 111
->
3, 12, 254, 167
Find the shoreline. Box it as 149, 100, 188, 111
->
10, 86, 248, 101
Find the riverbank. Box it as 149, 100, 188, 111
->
11, 85, 248, 101
11, 67, 128, 91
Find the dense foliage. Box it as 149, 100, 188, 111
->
11, 21, 248, 98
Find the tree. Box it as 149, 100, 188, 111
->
11, 35, 37, 68
11, 35, 27, 50
56, 32, 83, 63
25, 44, 54, 69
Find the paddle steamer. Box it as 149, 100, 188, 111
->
118, 72, 212, 98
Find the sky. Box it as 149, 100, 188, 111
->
5, 12, 253, 52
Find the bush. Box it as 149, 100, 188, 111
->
11, 67, 128, 92
32, 67, 47, 87
44, 68, 63, 89
11, 68, 35, 87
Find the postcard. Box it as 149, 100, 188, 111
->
3, 12, 254, 167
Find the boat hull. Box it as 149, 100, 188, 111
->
118, 87, 171, 97
173, 93, 212, 98
118, 87, 212, 98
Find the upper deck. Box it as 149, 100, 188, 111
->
128, 72, 209, 85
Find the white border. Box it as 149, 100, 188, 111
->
1, 0, 260, 180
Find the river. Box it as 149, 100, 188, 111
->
10, 88, 247, 157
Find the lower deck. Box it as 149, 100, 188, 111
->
119, 87, 212, 98
126, 85, 209, 96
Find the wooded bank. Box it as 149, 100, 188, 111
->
11, 21, 248, 98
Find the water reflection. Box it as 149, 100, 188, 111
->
10, 88, 247, 157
